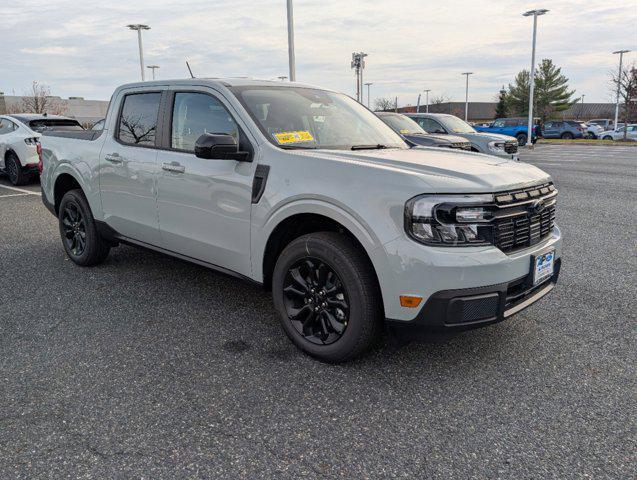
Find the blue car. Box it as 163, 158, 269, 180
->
475, 117, 539, 146
541, 120, 585, 140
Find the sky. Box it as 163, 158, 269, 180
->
1, 0, 635, 106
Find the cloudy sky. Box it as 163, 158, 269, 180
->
1, 0, 635, 105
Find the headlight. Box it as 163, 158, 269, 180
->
405, 194, 494, 246
487, 141, 505, 152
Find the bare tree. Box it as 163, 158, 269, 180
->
610, 62, 637, 140
430, 94, 450, 105
373, 97, 395, 112
8, 81, 68, 115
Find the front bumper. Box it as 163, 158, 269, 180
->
386, 258, 560, 334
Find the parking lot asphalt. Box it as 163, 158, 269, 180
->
1, 144, 635, 479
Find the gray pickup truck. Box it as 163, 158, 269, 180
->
40, 78, 561, 362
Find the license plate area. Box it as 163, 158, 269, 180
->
532, 249, 555, 286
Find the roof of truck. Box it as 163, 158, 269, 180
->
118, 77, 328, 90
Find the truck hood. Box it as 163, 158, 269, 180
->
462, 132, 518, 142
405, 133, 469, 144
302, 147, 550, 192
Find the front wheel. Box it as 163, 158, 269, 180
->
272, 232, 383, 363
58, 189, 111, 266
516, 133, 528, 146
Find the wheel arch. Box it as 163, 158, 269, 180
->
53, 172, 84, 215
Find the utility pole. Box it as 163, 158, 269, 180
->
350, 52, 368, 103
127, 24, 151, 81
523, 9, 548, 147
461, 73, 473, 121
613, 49, 630, 131
364, 82, 373, 108
424, 89, 431, 113
147, 65, 159, 80
287, 0, 296, 81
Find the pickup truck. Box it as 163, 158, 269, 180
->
474, 117, 539, 146
40, 79, 562, 362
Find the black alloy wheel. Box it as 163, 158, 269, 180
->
516, 133, 528, 146
282, 257, 350, 345
61, 201, 87, 257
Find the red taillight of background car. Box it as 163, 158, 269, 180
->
37, 142, 43, 174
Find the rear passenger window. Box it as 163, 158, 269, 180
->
117, 93, 161, 146
171, 92, 239, 152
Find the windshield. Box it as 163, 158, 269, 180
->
231, 86, 406, 150
29, 119, 84, 132
379, 114, 427, 135
440, 116, 476, 134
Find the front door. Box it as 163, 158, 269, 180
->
155, 89, 255, 276
99, 91, 163, 245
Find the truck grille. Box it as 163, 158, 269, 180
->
450, 142, 472, 150
492, 183, 556, 252
504, 142, 518, 154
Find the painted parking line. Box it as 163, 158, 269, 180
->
0, 193, 32, 198
0, 184, 40, 195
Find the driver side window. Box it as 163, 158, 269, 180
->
171, 92, 239, 152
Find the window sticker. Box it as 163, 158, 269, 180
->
274, 131, 314, 144
399, 129, 409, 134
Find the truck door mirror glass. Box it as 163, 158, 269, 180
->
194, 133, 248, 161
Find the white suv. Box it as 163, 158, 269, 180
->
0, 115, 41, 185
40, 79, 562, 362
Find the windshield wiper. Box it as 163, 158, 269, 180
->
278, 144, 318, 150
350, 144, 391, 150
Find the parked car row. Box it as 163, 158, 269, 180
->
37, 78, 561, 363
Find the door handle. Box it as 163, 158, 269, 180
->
162, 162, 185, 173
104, 153, 122, 164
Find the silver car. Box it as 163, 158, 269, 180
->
406, 113, 519, 160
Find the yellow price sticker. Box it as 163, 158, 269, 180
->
399, 129, 410, 134
274, 131, 314, 144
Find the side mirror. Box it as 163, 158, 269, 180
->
194, 133, 250, 161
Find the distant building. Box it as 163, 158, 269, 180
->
397, 102, 618, 123
0, 93, 109, 126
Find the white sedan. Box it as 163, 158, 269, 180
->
600, 124, 637, 141
0, 115, 41, 185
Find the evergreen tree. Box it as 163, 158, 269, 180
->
494, 86, 508, 118
505, 59, 576, 121
505, 70, 531, 117
534, 59, 575, 121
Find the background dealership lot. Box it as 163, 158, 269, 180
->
0, 144, 634, 478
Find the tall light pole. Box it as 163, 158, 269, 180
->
579, 94, 585, 120
523, 9, 548, 147
147, 65, 159, 80
461, 73, 473, 121
424, 89, 431, 113
286, 0, 296, 81
351, 52, 368, 103
613, 49, 630, 131
127, 24, 151, 81
364, 82, 373, 108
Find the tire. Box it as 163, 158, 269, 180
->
58, 189, 110, 266
602, 135, 613, 141
561, 132, 573, 140
272, 232, 383, 363
5, 152, 29, 186
516, 133, 527, 146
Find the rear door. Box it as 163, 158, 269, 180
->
155, 87, 256, 276
543, 121, 559, 138
99, 90, 163, 244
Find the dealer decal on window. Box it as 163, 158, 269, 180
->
274, 131, 314, 144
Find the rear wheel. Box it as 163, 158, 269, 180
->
516, 133, 527, 146
58, 189, 110, 266
561, 132, 574, 140
272, 232, 382, 363
5, 153, 29, 186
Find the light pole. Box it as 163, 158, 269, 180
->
286, 0, 296, 81
579, 94, 585, 119
613, 49, 630, 131
127, 24, 151, 81
147, 65, 159, 80
424, 89, 431, 113
364, 82, 373, 108
350, 52, 368, 103
523, 9, 548, 147
461, 73, 473, 121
